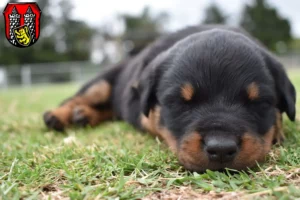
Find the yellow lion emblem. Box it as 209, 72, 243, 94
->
14, 25, 31, 46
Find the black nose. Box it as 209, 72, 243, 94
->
204, 136, 238, 163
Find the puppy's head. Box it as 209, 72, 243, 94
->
139, 29, 296, 172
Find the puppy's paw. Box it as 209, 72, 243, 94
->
43, 111, 65, 132
71, 105, 113, 127
71, 106, 90, 127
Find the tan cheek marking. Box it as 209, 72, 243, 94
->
178, 132, 208, 171
234, 133, 263, 168
247, 82, 259, 100
84, 80, 111, 105
181, 83, 194, 101
140, 107, 177, 153
179, 132, 202, 159
234, 127, 275, 169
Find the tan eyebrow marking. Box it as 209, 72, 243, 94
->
247, 82, 259, 100
181, 83, 194, 101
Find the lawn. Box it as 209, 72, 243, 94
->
0, 72, 300, 200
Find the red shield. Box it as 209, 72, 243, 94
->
3, 3, 41, 48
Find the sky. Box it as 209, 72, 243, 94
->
1, 0, 300, 37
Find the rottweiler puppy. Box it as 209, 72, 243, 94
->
43, 25, 296, 172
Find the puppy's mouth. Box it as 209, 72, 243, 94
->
177, 128, 275, 172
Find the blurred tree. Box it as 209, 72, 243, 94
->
290, 38, 300, 52
58, 0, 95, 61
240, 0, 292, 52
121, 7, 168, 56
203, 3, 227, 24
36, 0, 53, 31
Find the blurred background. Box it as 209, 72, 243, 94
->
0, 0, 300, 89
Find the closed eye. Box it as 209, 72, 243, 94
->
251, 95, 275, 106
246, 97, 275, 120
256, 101, 273, 109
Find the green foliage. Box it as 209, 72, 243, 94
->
240, 0, 292, 52
290, 38, 300, 52
121, 7, 168, 56
0, 71, 300, 199
203, 3, 227, 24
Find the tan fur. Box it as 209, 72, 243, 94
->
177, 132, 208, 171
274, 110, 284, 144
51, 106, 72, 126
46, 80, 113, 128
84, 80, 111, 105
263, 126, 276, 152
247, 82, 259, 100
234, 126, 275, 169
140, 107, 177, 153
131, 81, 139, 89
177, 126, 277, 171
72, 105, 113, 126
50, 97, 86, 126
181, 83, 194, 101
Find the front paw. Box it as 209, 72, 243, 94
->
71, 106, 90, 127
43, 111, 65, 131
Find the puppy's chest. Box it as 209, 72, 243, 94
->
112, 64, 146, 121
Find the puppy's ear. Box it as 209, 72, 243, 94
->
262, 50, 296, 121
139, 51, 169, 117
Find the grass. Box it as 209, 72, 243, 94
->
0, 72, 300, 200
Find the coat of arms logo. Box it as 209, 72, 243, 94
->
3, 3, 42, 48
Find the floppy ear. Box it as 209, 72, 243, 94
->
140, 73, 157, 117
262, 50, 296, 121
139, 51, 170, 117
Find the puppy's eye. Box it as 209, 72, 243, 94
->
258, 102, 272, 109
251, 99, 273, 109
247, 99, 273, 118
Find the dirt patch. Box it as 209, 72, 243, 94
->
143, 187, 242, 200
40, 184, 68, 200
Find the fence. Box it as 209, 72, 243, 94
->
0, 54, 300, 89
0, 61, 104, 89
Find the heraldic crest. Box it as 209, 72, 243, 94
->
3, 3, 42, 48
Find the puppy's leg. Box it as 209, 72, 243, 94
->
140, 107, 177, 153
43, 61, 126, 131
44, 79, 113, 131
